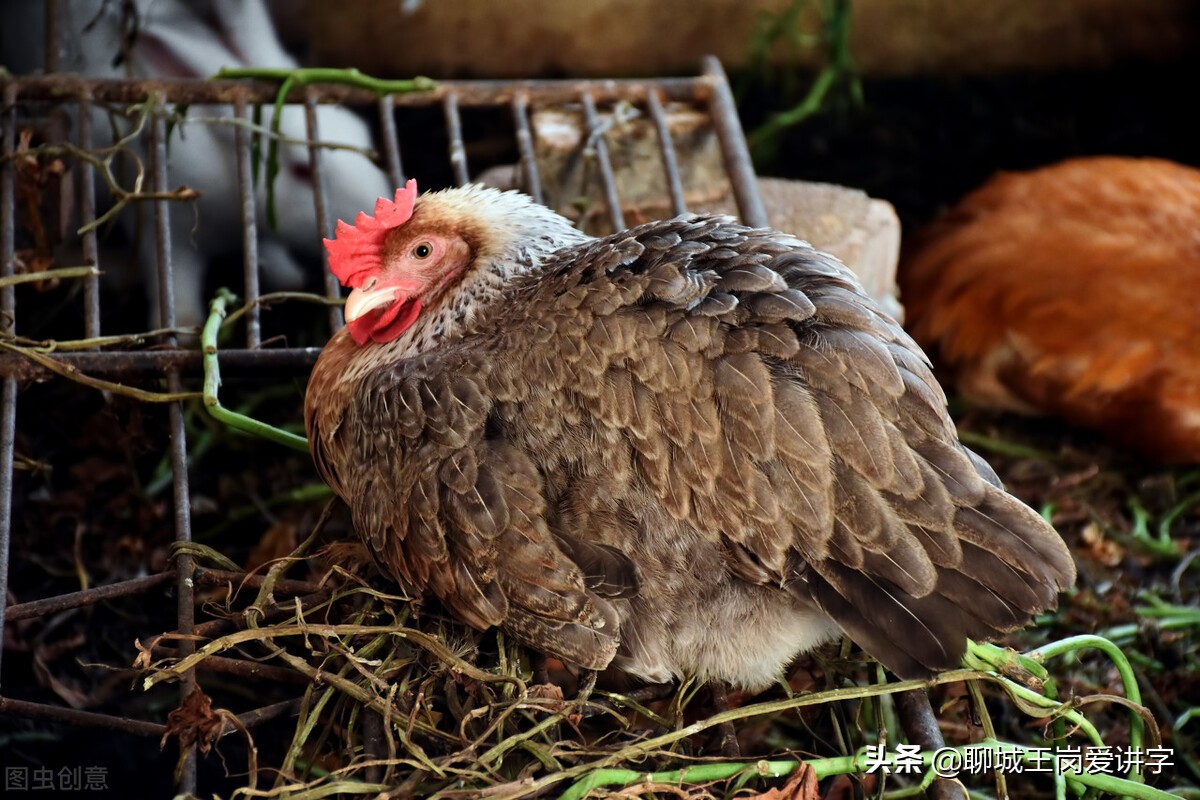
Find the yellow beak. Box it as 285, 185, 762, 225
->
343, 282, 399, 323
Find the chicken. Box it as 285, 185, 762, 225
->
900, 156, 1200, 465
305, 180, 1075, 690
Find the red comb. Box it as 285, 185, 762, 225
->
323, 179, 418, 288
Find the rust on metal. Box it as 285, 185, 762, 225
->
234, 96, 264, 349
236, 697, 304, 729
76, 97, 102, 340
645, 87, 689, 217
443, 92, 470, 187
0, 696, 168, 738
377, 93, 406, 189
4, 571, 179, 622
579, 89, 625, 232
1, 73, 715, 109
149, 651, 314, 686
0, 348, 324, 381
511, 95, 544, 204
192, 567, 327, 597
703, 56, 768, 227
0, 82, 19, 677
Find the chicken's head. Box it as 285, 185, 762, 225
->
325, 179, 588, 348
323, 179, 463, 345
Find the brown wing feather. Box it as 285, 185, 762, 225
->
353, 364, 629, 668
500, 217, 1074, 678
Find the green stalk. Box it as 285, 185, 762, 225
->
558, 740, 1177, 800
215, 67, 436, 97
1027, 635, 1147, 783
202, 288, 310, 453
214, 67, 436, 226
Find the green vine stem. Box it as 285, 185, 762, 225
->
214, 67, 435, 228
746, 0, 862, 162
201, 288, 310, 453
1027, 634, 1148, 783
547, 639, 1168, 800
214, 67, 437, 97
0, 339, 198, 403
963, 641, 1107, 748
0, 265, 100, 288
558, 739, 1178, 800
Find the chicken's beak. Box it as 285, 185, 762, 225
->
345, 274, 425, 323
344, 282, 398, 323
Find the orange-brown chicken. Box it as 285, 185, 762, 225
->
900, 156, 1200, 465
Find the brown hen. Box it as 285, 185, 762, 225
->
901, 156, 1200, 464
305, 180, 1075, 690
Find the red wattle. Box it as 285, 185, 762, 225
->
347, 316, 374, 345
373, 298, 423, 343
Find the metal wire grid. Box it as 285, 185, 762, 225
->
0, 56, 766, 794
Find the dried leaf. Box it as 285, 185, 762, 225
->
245, 520, 300, 573
162, 686, 227, 755
1080, 521, 1124, 567
749, 764, 818, 800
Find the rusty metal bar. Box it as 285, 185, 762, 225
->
169, 363, 198, 795
645, 87, 688, 217
0, 84, 18, 684
511, 95, 544, 204
0, 694, 303, 736
237, 697, 303, 729
189, 589, 339, 641
0, 696, 168, 738
149, 650, 313, 685
0, 87, 12, 303
150, 99, 199, 795
306, 90, 333, 240
306, 92, 343, 336
0, 364, 13, 685
0, 347, 322, 381
702, 55, 767, 228
895, 690, 968, 800
579, 90, 624, 232
377, 94, 405, 188
193, 567, 326, 597
2, 74, 711, 109
205, 657, 307, 687
362, 710, 387, 783
44, 0, 65, 73
5, 571, 178, 623
234, 97, 263, 349
77, 97, 102, 339
443, 93, 470, 187
149, 104, 177, 335
158, 590, 319, 644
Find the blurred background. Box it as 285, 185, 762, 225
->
269, 0, 1200, 226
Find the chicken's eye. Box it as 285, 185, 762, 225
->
413, 242, 433, 259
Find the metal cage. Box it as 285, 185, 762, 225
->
0, 44, 767, 794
